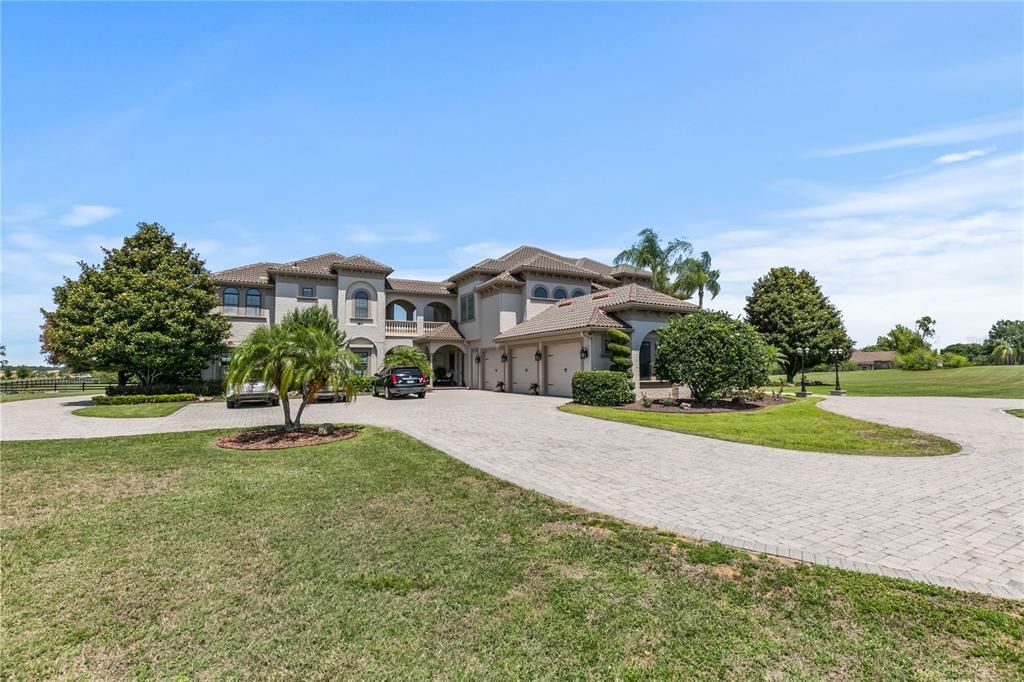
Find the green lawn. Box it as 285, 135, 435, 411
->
4, 428, 1019, 679
72, 401, 191, 418
770, 365, 1024, 398
1006, 409, 1024, 419
0, 387, 105, 403
561, 398, 959, 456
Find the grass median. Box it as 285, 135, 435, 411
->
71, 401, 192, 418
561, 398, 959, 456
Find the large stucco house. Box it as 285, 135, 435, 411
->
209, 245, 696, 397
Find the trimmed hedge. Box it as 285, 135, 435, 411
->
349, 376, 374, 393
106, 381, 222, 397
571, 371, 634, 406
92, 393, 196, 406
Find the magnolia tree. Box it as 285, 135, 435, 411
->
654, 310, 771, 404
226, 306, 359, 431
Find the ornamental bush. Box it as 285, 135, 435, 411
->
896, 348, 939, 371
571, 371, 634, 406
92, 393, 196, 405
654, 310, 771, 404
349, 376, 374, 393
606, 329, 633, 374
939, 352, 971, 369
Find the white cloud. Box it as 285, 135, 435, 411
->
59, 204, 121, 227
934, 148, 991, 164
815, 114, 1021, 157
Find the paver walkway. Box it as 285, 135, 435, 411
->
3, 391, 1022, 598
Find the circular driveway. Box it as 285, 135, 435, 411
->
3, 390, 1022, 598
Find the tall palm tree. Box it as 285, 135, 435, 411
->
673, 251, 721, 308
990, 340, 1017, 366
226, 306, 358, 431
614, 228, 692, 295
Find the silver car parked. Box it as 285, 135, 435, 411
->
226, 381, 280, 408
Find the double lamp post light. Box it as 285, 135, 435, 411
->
794, 346, 847, 398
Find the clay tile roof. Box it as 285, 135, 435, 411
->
414, 322, 466, 342
509, 253, 603, 278
494, 283, 696, 341
212, 262, 280, 285
385, 278, 456, 296
476, 271, 525, 293
333, 254, 393, 274
574, 257, 614, 276
610, 263, 653, 279
266, 252, 347, 278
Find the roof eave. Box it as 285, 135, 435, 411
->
493, 322, 630, 343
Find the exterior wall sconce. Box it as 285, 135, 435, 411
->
579, 347, 589, 360
474, 355, 481, 364
501, 353, 508, 363
534, 350, 543, 362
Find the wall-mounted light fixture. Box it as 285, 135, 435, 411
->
474, 355, 481, 364
534, 350, 543, 362
579, 347, 589, 360
501, 353, 508, 363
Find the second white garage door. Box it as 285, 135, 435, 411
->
545, 342, 579, 397
481, 350, 501, 391
510, 346, 539, 394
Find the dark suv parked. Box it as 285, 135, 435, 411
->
372, 366, 428, 399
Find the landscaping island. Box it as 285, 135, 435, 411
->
3, 427, 1019, 679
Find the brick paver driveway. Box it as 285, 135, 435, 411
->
3, 391, 1022, 598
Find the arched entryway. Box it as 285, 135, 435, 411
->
424, 301, 452, 322
431, 344, 465, 386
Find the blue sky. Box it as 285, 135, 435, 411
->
3, 2, 1022, 363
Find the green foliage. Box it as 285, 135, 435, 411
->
896, 348, 939, 371
655, 310, 771, 404
226, 305, 359, 430
870, 324, 929, 355
349, 376, 375, 393
92, 393, 196, 405
939, 352, 971, 368
15, 366, 32, 379
673, 251, 721, 308
986, 320, 1024, 364
685, 543, 741, 565
988, 340, 1017, 366
941, 343, 987, 365
614, 228, 692, 295
605, 329, 633, 374
571, 370, 634, 406
41, 222, 230, 385
383, 346, 432, 377
743, 267, 852, 381
915, 315, 937, 341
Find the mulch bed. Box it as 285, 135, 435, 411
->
618, 396, 791, 414
217, 426, 360, 450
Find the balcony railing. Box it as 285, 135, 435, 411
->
384, 319, 450, 336
219, 306, 269, 319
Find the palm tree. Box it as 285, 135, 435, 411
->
383, 345, 432, 378
990, 340, 1017, 366
673, 251, 721, 308
226, 306, 359, 431
614, 228, 692, 295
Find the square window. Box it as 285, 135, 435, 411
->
301, 287, 314, 297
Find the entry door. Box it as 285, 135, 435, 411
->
640, 341, 652, 378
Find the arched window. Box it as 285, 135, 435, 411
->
553, 288, 568, 300
245, 288, 262, 315
354, 290, 370, 319
572, 289, 586, 298
533, 286, 549, 299
223, 287, 239, 308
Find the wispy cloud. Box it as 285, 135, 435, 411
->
933, 147, 992, 164
346, 225, 438, 246
59, 204, 121, 227
814, 114, 1021, 157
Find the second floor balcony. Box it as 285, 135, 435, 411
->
385, 319, 447, 337
219, 305, 269, 320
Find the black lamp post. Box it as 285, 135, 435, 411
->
795, 347, 810, 397
828, 348, 847, 396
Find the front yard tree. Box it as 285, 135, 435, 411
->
606, 328, 633, 374
41, 222, 230, 385
744, 267, 852, 382
226, 306, 359, 431
654, 310, 771, 404
383, 346, 431, 377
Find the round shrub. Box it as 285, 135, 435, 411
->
571, 371, 634, 406
897, 348, 939, 370
939, 352, 970, 368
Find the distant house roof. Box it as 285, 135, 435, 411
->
385, 278, 456, 296
851, 350, 896, 364
494, 283, 695, 341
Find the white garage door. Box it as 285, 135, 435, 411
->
510, 346, 539, 394
481, 350, 501, 391
546, 342, 579, 397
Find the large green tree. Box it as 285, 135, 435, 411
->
41, 222, 230, 385
614, 228, 692, 295
654, 310, 771, 404
673, 251, 721, 309
985, 320, 1024, 364
866, 324, 928, 355
744, 267, 853, 382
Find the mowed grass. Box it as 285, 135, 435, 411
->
72, 401, 191, 418
1006, 409, 1024, 418
769, 365, 1024, 398
0, 387, 105, 403
5, 429, 1020, 679
562, 398, 959, 456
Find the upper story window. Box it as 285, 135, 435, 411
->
245, 288, 262, 315
301, 286, 314, 297
553, 288, 568, 300
572, 289, 586, 298
223, 287, 239, 308
353, 290, 370, 319
532, 286, 549, 299
460, 292, 475, 321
